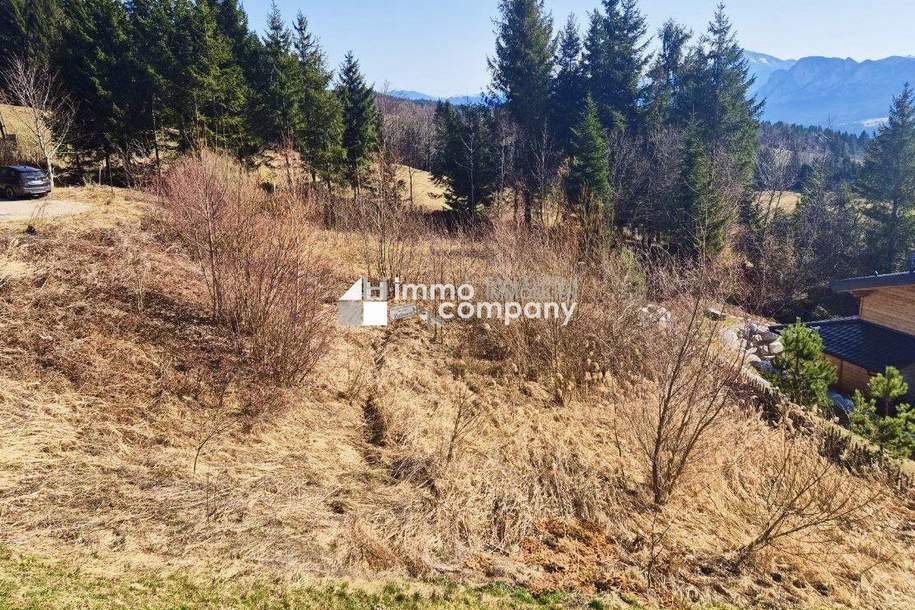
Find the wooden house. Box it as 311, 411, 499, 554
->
782, 266, 915, 399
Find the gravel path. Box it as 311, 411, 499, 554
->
0, 197, 90, 222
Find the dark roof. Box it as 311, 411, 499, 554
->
773, 317, 915, 372
3, 165, 41, 173
831, 271, 915, 292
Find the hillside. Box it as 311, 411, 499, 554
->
0, 180, 913, 609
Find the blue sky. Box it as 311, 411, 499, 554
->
242, 0, 915, 97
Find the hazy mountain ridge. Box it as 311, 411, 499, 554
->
387, 89, 487, 106
747, 52, 915, 131
391, 52, 915, 131
744, 51, 797, 92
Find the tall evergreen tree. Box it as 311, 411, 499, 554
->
565, 96, 613, 243
210, 0, 260, 152
858, 83, 915, 272
431, 102, 500, 218
124, 0, 176, 158
675, 126, 729, 257
551, 14, 586, 156
168, 0, 246, 151
256, 2, 304, 147
793, 167, 864, 291
293, 12, 343, 186
674, 4, 760, 181
336, 52, 379, 192
0, 0, 62, 65
643, 20, 690, 130
58, 0, 132, 169
583, 0, 649, 131
490, 0, 556, 225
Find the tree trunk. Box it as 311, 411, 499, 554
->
523, 189, 532, 227
104, 147, 112, 187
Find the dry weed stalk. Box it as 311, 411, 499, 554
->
443, 386, 483, 466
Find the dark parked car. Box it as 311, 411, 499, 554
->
0, 165, 52, 199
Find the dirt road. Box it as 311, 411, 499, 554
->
0, 197, 90, 222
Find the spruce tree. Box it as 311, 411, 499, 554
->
167, 0, 246, 151
643, 20, 690, 130
858, 83, 915, 272
674, 4, 760, 181
336, 52, 379, 192
0, 0, 62, 65
565, 96, 613, 243
58, 0, 132, 166
210, 0, 261, 153
293, 12, 344, 187
431, 103, 500, 218
551, 14, 586, 156
123, 0, 176, 161
583, 0, 649, 131
675, 126, 729, 257
489, 0, 556, 225
256, 2, 304, 147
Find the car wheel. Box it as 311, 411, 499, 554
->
3, 186, 14, 200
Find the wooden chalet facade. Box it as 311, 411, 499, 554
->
781, 269, 915, 400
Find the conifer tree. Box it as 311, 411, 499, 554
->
583, 0, 649, 131
256, 2, 304, 147
675, 127, 729, 257
0, 0, 62, 65
490, 0, 555, 225
551, 14, 586, 155
123, 0, 176, 162
850, 367, 913, 457
768, 320, 837, 413
674, 4, 760, 181
643, 20, 690, 130
431, 102, 500, 218
58, 0, 132, 169
858, 83, 915, 272
293, 12, 343, 187
336, 52, 379, 192
210, 0, 261, 152
565, 96, 613, 243
167, 0, 246, 150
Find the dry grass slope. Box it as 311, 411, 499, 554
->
0, 178, 912, 610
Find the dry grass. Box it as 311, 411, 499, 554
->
396, 165, 447, 211
0, 179, 912, 610
0, 103, 41, 162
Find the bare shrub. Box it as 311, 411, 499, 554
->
625, 268, 746, 505
470, 222, 647, 401
160, 151, 333, 383
729, 429, 881, 565
329, 151, 425, 281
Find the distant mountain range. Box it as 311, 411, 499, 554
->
387, 52, 915, 133
387, 90, 487, 106
746, 51, 915, 132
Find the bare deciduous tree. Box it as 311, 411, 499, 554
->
1, 56, 74, 187
627, 267, 746, 505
